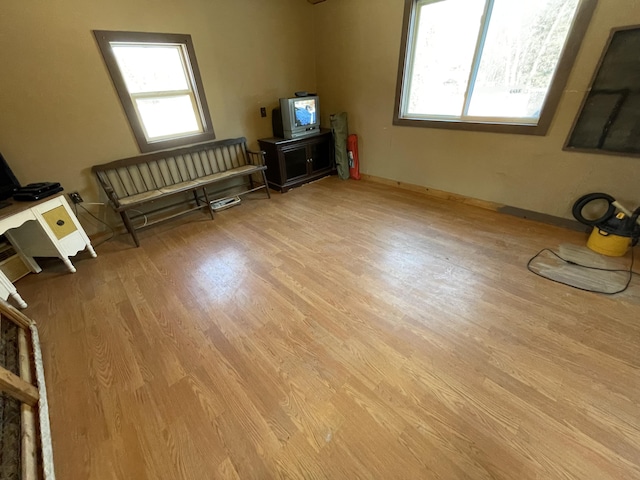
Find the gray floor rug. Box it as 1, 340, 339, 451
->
528, 243, 635, 295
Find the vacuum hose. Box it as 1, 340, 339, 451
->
573, 192, 640, 243
572, 192, 616, 226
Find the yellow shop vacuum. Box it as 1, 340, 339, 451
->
573, 193, 640, 257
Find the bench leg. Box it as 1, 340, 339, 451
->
261, 170, 271, 198
201, 188, 215, 220
120, 211, 140, 247
193, 190, 201, 206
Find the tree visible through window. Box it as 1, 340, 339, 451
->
394, 0, 596, 135
94, 31, 215, 153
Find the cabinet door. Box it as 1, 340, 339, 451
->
309, 137, 332, 173
282, 146, 309, 181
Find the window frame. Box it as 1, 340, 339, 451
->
393, 0, 598, 135
94, 30, 215, 153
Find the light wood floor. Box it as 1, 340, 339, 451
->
16, 177, 640, 479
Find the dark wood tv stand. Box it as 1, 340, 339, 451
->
258, 129, 334, 192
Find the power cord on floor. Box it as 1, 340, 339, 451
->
75, 203, 115, 247
73, 202, 149, 243
129, 209, 149, 227
527, 247, 637, 295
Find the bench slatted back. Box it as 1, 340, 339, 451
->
93, 138, 250, 206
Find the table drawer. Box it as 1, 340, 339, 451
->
41, 206, 78, 239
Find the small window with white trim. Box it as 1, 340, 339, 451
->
94, 31, 215, 152
393, 0, 597, 135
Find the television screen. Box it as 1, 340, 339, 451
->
277, 95, 320, 139
293, 99, 317, 127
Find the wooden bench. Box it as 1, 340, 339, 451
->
93, 137, 270, 246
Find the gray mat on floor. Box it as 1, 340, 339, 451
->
528, 244, 634, 294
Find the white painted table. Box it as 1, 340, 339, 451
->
0, 194, 97, 308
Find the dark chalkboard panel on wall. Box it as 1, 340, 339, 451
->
566, 25, 640, 156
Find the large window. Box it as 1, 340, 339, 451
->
394, 0, 596, 135
94, 31, 215, 153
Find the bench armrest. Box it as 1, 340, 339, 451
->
95, 173, 122, 208
247, 149, 267, 166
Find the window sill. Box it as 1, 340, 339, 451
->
392, 116, 550, 136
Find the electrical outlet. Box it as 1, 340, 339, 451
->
68, 192, 83, 204
260, 107, 267, 118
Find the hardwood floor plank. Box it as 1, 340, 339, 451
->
14, 177, 640, 479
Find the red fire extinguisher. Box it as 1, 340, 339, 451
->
347, 134, 360, 180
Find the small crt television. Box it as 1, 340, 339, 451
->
276, 96, 320, 139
